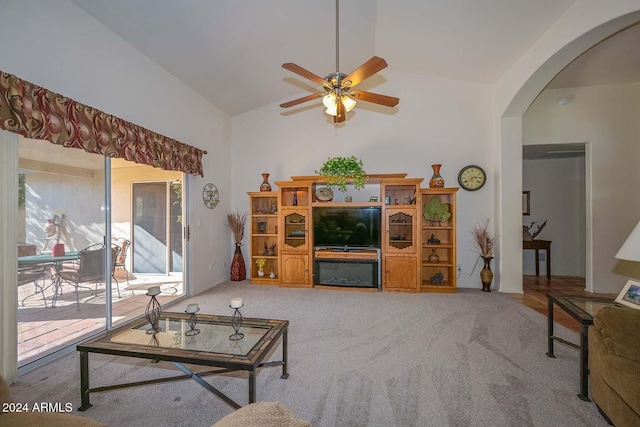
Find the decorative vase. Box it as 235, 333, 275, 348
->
429, 164, 445, 188
270, 270, 276, 279
230, 244, 246, 281
429, 249, 439, 263
257, 269, 265, 277
260, 173, 272, 192
480, 256, 494, 292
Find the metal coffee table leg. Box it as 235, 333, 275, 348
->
578, 324, 591, 401
281, 328, 289, 379
546, 298, 556, 358
78, 351, 92, 411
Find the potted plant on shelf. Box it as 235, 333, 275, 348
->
470, 219, 496, 292
315, 156, 367, 192
227, 210, 248, 281
255, 258, 267, 277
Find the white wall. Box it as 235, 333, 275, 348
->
232, 71, 495, 288
0, 0, 232, 294
522, 156, 585, 276
495, 1, 640, 294
523, 84, 640, 293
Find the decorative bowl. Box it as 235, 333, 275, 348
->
315, 186, 333, 202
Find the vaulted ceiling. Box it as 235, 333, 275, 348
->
68, 0, 640, 116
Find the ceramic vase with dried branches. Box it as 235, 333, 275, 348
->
471, 220, 496, 292
227, 210, 248, 281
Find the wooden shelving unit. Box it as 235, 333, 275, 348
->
420, 188, 458, 293
247, 191, 279, 285
277, 180, 313, 287
381, 179, 423, 292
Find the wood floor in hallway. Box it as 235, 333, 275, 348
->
510, 275, 616, 334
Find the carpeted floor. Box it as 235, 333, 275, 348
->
9, 281, 609, 427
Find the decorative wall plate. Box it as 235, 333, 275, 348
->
315, 186, 333, 202
202, 183, 220, 209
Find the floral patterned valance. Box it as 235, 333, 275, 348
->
0, 71, 204, 176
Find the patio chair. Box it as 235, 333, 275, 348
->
112, 237, 131, 290
17, 242, 53, 307
58, 243, 121, 308
107, 243, 122, 298
17, 264, 52, 307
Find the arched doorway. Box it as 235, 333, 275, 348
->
496, 6, 640, 294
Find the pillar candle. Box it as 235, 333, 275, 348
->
147, 286, 161, 296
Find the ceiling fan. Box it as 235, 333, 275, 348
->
279, 0, 399, 124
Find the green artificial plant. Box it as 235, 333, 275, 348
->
315, 156, 367, 192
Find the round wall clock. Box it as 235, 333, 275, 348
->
458, 165, 486, 191
202, 183, 220, 209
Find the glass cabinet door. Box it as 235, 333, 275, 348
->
385, 208, 417, 253
281, 209, 309, 252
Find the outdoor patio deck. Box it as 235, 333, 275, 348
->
17, 270, 184, 366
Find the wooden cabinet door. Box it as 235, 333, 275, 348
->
383, 256, 418, 292
384, 208, 417, 254
280, 209, 310, 252
281, 254, 310, 286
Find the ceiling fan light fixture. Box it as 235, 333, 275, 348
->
279, 0, 398, 123
341, 95, 356, 112
323, 93, 338, 116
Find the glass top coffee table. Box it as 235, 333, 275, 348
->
77, 312, 288, 411
545, 293, 619, 401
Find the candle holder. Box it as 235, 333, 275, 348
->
229, 304, 244, 341
185, 309, 200, 336
148, 332, 160, 347
145, 291, 162, 334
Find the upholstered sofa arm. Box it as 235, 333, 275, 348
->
590, 307, 640, 425
594, 306, 640, 363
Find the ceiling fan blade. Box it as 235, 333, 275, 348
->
349, 90, 399, 107
280, 93, 324, 108
333, 100, 346, 123
282, 63, 328, 87
342, 56, 388, 89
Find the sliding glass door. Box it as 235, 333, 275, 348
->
17, 138, 106, 367
17, 138, 187, 369
133, 182, 168, 274
131, 181, 184, 276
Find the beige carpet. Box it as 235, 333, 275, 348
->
10, 281, 609, 427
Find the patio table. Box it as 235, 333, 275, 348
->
18, 251, 80, 307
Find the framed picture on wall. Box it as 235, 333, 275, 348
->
523, 191, 530, 216
615, 279, 640, 310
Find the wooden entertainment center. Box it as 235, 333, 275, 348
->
247, 174, 458, 293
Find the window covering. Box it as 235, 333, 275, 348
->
0, 71, 204, 176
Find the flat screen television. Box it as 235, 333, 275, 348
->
313, 207, 381, 248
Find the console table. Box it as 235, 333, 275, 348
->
523, 239, 551, 279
